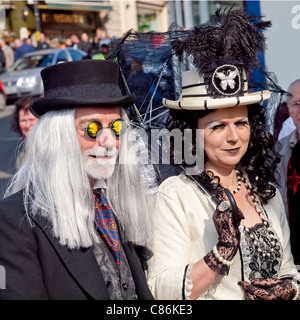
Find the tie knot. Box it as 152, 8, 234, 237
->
93, 188, 110, 209
93, 188, 103, 195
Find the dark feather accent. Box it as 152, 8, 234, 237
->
171, 9, 272, 73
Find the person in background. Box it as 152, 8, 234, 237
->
79, 32, 92, 53
14, 38, 35, 61
0, 38, 14, 70
0, 60, 154, 300
13, 38, 22, 52
286, 140, 300, 267
24, 38, 33, 46
275, 79, 300, 215
37, 33, 50, 50
65, 37, 73, 47
11, 96, 39, 170
273, 101, 289, 142
90, 35, 101, 55
70, 34, 80, 49
49, 38, 61, 49
278, 117, 296, 141
92, 44, 109, 60
0, 46, 5, 74
96, 27, 111, 50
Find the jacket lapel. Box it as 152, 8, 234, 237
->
122, 242, 154, 300
33, 215, 110, 300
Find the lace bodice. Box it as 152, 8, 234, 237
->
239, 212, 283, 281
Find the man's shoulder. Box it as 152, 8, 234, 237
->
0, 190, 23, 204
276, 130, 296, 153
279, 130, 295, 142
0, 191, 25, 221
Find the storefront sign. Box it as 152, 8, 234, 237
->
40, 10, 96, 30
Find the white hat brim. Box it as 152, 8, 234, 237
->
163, 90, 271, 110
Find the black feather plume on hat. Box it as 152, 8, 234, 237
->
171, 9, 272, 73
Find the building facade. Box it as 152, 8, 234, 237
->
0, 0, 170, 41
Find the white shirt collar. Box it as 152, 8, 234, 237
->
289, 130, 299, 148
92, 179, 107, 190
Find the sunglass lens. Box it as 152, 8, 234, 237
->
87, 121, 101, 138
111, 119, 126, 136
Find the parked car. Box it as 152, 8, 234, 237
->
0, 77, 7, 110
1, 47, 87, 101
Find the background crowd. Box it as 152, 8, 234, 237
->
0, 26, 111, 73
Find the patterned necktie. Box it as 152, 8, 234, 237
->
93, 188, 121, 266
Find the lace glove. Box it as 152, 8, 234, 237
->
238, 278, 298, 300
204, 199, 244, 275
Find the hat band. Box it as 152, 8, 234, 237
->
182, 89, 248, 98
182, 82, 206, 89
44, 83, 123, 100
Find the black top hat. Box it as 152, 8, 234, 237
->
30, 60, 136, 117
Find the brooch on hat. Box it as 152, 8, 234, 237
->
212, 65, 241, 96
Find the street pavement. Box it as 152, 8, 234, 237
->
0, 104, 19, 198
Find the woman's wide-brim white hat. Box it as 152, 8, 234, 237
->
163, 68, 270, 110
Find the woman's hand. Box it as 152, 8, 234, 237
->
239, 278, 297, 300
204, 200, 244, 275
213, 200, 244, 260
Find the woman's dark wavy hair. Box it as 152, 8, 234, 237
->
166, 104, 280, 204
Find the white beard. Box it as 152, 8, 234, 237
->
83, 147, 118, 180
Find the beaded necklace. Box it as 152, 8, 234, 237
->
231, 169, 242, 194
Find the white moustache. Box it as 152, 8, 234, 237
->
85, 147, 119, 158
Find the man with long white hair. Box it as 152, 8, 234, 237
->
0, 60, 155, 300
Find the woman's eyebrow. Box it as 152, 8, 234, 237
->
205, 120, 224, 127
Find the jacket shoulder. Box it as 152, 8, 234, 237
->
0, 190, 29, 228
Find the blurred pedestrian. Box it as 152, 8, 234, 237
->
275, 79, 300, 215
287, 140, 300, 266
273, 101, 289, 142
24, 38, 33, 46
70, 34, 80, 49
0, 38, 14, 69
13, 38, 22, 53
49, 38, 60, 49
14, 38, 35, 61
90, 35, 100, 55
65, 37, 72, 47
0, 47, 5, 74
11, 96, 39, 170
78, 32, 92, 53
37, 33, 50, 50
96, 27, 111, 50
92, 44, 109, 60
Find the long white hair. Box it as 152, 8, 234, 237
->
5, 108, 155, 249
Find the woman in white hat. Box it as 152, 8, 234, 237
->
147, 10, 300, 300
